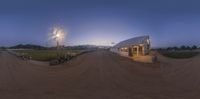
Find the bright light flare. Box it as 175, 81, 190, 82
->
51, 26, 65, 42
56, 34, 60, 38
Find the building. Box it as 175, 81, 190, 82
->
110, 36, 151, 57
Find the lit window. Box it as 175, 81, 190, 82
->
121, 47, 128, 52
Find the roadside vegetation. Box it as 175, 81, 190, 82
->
11, 49, 92, 66
13, 50, 83, 61
0, 47, 7, 51
158, 45, 199, 59
7, 44, 98, 65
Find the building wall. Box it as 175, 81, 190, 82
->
143, 43, 150, 55
111, 44, 150, 57
110, 48, 129, 57
110, 36, 151, 57
119, 52, 129, 57
110, 48, 118, 53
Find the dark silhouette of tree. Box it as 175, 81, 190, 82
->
180, 45, 186, 50
0, 47, 7, 50
167, 47, 172, 50
192, 45, 197, 50
186, 46, 191, 50
173, 46, 179, 50
9, 44, 46, 50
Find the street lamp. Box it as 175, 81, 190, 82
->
56, 34, 60, 38
51, 27, 65, 51
55, 33, 60, 50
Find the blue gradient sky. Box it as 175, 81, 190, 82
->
0, 0, 200, 47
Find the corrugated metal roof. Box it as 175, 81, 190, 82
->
113, 36, 149, 48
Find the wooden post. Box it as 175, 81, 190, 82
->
57, 41, 59, 50
128, 47, 132, 57
137, 46, 139, 56
142, 46, 145, 55
57, 40, 60, 56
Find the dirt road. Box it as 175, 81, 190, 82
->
0, 50, 200, 99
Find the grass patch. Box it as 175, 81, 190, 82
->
159, 51, 199, 59
14, 50, 84, 61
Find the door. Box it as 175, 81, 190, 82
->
139, 46, 143, 55
128, 47, 133, 57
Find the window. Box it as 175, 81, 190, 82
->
120, 47, 128, 52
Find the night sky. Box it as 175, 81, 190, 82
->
0, 0, 200, 48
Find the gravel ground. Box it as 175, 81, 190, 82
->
0, 50, 200, 99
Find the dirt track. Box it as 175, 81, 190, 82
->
0, 50, 200, 99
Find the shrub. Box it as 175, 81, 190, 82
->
160, 51, 199, 59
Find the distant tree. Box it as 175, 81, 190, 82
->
173, 46, 179, 50
0, 47, 7, 50
186, 46, 191, 50
167, 47, 172, 50
9, 44, 46, 50
192, 45, 197, 50
158, 48, 163, 51
180, 45, 186, 50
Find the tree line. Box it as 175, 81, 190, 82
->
159, 45, 199, 51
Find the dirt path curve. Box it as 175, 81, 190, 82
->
0, 50, 200, 99
158, 52, 200, 95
